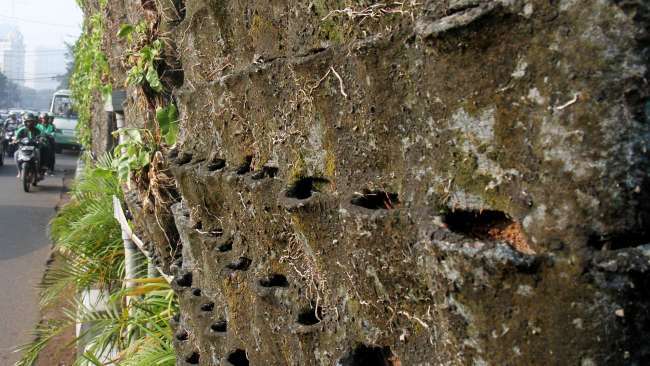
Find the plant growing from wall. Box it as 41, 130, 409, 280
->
119, 22, 164, 93
70, 1, 111, 149
112, 128, 157, 183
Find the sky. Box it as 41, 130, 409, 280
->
0, 0, 83, 89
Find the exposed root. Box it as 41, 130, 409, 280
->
321, 2, 419, 22
279, 230, 333, 321
555, 92, 580, 111
330, 67, 348, 98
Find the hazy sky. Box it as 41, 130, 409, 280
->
0, 0, 83, 87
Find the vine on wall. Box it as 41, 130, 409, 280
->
70, 0, 111, 149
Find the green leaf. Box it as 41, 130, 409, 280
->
117, 24, 134, 38
155, 104, 177, 133
156, 104, 179, 146
125, 128, 143, 144
145, 65, 163, 93
164, 122, 179, 146
137, 151, 151, 168
117, 163, 130, 182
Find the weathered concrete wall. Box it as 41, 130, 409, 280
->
101, 0, 650, 364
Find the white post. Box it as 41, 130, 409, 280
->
148, 260, 159, 278
122, 236, 139, 305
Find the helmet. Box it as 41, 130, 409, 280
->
23, 112, 37, 123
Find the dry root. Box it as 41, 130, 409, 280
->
280, 230, 333, 321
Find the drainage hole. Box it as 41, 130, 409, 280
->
200, 302, 215, 312
227, 257, 252, 271
297, 306, 322, 325
211, 320, 227, 333
252, 165, 279, 180
259, 274, 289, 288
175, 329, 189, 341
226, 349, 249, 366
185, 352, 200, 364
208, 158, 226, 171
286, 177, 329, 200
350, 189, 399, 210
236, 156, 253, 175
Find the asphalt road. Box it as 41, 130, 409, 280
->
0, 152, 77, 366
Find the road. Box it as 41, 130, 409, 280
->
0, 152, 77, 366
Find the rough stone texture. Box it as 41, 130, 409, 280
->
97, 0, 650, 364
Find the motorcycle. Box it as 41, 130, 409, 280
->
15, 136, 47, 192
3, 126, 17, 157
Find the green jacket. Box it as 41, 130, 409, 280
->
38, 123, 56, 136
15, 126, 42, 140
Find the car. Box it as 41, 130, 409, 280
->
52, 116, 81, 152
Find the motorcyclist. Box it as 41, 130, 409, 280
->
3, 113, 20, 156
4, 113, 18, 129
37, 112, 56, 173
13, 113, 44, 178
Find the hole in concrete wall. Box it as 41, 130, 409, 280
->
218, 238, 233, 252
175, 0, 186, 20
175, 152, 193, 165
141, 0, 156, 11
191, 288, 201, 297
227, 257, 252, 271
297, 306, 322, 325
208, 159, 226, 171
170, 257, 183, 273
339, 345, 397, 366
175, 272, 193, 287
209, 229, 223, 238
211, 320, 227, 333
168, 148, 179, 160
236, 156, 253, 175
259, 274, 289, 288
286, 177, 329, 200
201, 302, 215, 312
226, 349, 249, 366
587, 231, 650, 251
443, 210, 534, 254
161, 66, 184, 90
351, 190, 399, 210
175, 329, 189, 341
185, 352, 200, 365
252, 166, 279, 180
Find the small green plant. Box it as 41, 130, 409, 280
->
120, 22, 164, 93
125, 39, 163, 93
156, 103, 179, 146
112, 128, 156, 183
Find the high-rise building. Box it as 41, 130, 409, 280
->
0, 24, 25, 85
28, 47, 67, 90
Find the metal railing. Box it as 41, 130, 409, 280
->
112, 196, 173, 284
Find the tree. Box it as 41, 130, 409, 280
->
56, 42, 76, 90
0, 71, 20, 109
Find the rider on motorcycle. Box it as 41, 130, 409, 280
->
37, 112, 56, 173
13, 113, 44, 178
4, 113, 18, 128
